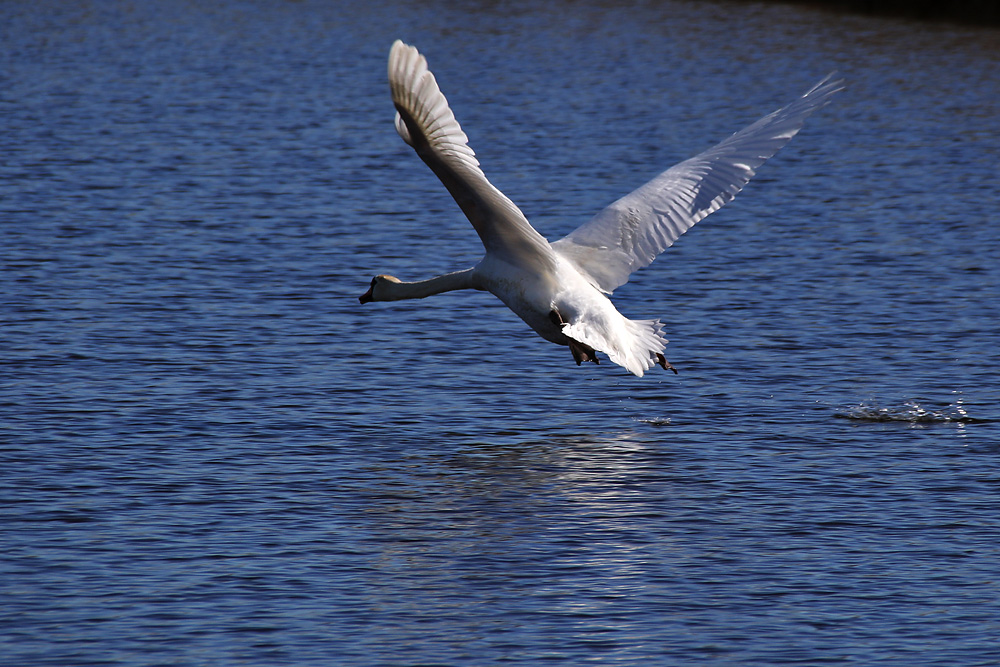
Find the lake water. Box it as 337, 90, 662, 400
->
2, 1, 999, 665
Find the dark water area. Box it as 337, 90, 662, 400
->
776, 0, 1000, 26
2, 1, 999, 665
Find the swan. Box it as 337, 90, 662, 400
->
360, 40, 842, 377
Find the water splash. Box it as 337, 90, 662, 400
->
635, 416, 672, 426
835, 398, 985, 424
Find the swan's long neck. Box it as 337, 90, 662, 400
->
383, 269, 477, 300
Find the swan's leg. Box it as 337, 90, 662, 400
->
549, 309, 600, 366
656, 353, 678, 374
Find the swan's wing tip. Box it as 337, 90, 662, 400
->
804, 72, 846, 104
814, 70, 845, 88
389, 39, 414, 59
389, 40, 421, 72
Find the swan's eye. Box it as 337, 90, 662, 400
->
370, 277, 378, 287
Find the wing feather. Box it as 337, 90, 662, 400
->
553, 74, 844, 293
388, 40, 552, 263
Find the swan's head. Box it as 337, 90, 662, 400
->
359, 274, 400, 304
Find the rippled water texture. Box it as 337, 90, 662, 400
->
2, 1, 999, 665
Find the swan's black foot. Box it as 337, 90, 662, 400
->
570, 340, 600, 366
550, 309, 600, 366
656, 353, 678, 374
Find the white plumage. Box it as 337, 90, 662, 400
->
360, 40, 842, 377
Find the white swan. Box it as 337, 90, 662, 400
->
361, 40, 842, 377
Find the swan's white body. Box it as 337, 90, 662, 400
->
361, 40, 842, 376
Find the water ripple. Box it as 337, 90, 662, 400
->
2, 2, 1000, 666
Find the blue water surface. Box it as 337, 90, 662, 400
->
2, 1, 999, 665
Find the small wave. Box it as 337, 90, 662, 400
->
835, 399, 986, 424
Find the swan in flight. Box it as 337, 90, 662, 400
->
361, 40, 842, 377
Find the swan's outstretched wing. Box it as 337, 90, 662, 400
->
389, 40, 553, 264
552, 74, 844, 293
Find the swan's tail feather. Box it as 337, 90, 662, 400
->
563, 317, 668, 378
627, 318, 671, 378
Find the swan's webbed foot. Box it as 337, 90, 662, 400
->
549, 309, 600, 366
569, 340, 600, 366
656, 353, 678, 374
